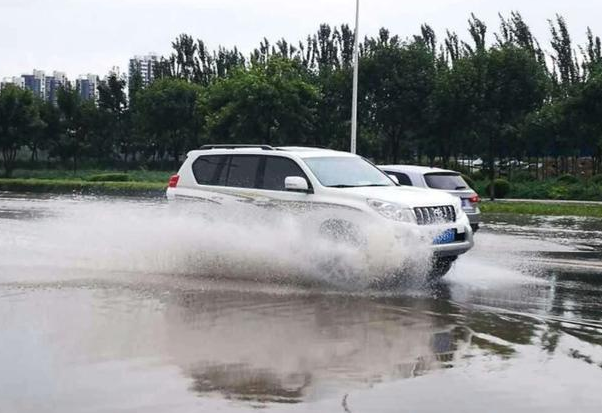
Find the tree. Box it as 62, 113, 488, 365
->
477, 45, 549, 197
55, 85, 96, 172
361, 32, 436, 163
98, 74, 128, 163
135, 78, 203, 166
205, 58, 319, 146
0, 85, 38, 177
26, 98, 49, 162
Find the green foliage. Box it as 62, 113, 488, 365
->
487, 178, 511, 198
87, 173, 131, 182
547, 185, 570, 199
557, 174, 579, 184
10, 168, 172, 182
135, 78, 203, 165
481, 201, 602, 218
0, 85, 39, 176
511, 171, 537, 182
0, 178, 164, 195
3, 15, 602, 188
475, 178, 602, 201
205, 58, 319, 146
470, 170, 485, 181
361, 36, 436, 162
591, 174, 602, 185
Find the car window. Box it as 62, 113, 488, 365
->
192, 155, 229, 186
424, 173, 469, 190
261, 156, 307, 191
389, 172, 413, 186
227, 155, 261, 188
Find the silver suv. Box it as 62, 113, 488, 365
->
380, 165, 481, 232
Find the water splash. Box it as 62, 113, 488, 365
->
0, 195, 435, 289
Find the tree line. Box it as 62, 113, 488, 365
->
1, 12, 601, 178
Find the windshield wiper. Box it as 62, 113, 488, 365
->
455, 186, 468, 190
358, 184, 390, 187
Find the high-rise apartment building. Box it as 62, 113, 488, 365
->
129, 53, 159, 88
45, 71, 68, 105
0, 76, 25, 89
22, 69, 46, 99
76, 74, 99, 102
3, 70, 69, 104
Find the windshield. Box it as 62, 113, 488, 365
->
303, 157, 395, 188
424, 173, 470, 190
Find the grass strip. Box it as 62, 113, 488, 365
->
0, 178, 166, 196
481, 201, 602, 218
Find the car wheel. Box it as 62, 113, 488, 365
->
428, 256, 457, 280
318, 219, 364, 287
319, 219, 364, 247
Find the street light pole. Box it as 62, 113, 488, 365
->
350, 0, 360, 154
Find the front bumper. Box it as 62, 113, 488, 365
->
431, 227, 474, 257
390, 213, 474, 259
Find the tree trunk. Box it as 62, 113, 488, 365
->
488, 136, 496, 201
2, 148, 17, 178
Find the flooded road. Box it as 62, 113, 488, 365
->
1, 193, 601, 413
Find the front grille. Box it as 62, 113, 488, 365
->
414, 205, 456, 225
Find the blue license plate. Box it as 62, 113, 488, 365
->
433, 229, 456, 245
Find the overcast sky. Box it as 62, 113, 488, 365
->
1, 0, 600, 79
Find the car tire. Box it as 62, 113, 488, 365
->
318, 219, 364, 286
319, 219, 364, 247
428, 256, 457, 280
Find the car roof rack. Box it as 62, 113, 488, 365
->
199, 144, 275, 151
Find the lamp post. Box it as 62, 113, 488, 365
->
350, 0, 360, 154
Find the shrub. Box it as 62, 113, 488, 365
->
547, 185, 570, 199
470, 170, 485, 181
511, 171, 536, 182
87, 173, 131, 182
557, 174, 579, 185
486, 178, 511, 198
591, 174, 602, 185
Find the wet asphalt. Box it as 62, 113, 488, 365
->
0, 194, 601, 413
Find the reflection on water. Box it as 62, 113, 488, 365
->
1, 194, 602, 412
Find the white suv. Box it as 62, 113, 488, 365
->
167, 145, 474, 279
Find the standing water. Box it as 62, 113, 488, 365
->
1, 193, 602, 413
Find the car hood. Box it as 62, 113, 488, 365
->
338, 186, 460, 209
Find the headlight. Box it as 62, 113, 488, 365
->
367, 199, 416, 223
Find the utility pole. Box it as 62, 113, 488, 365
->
350, 0, 360, 154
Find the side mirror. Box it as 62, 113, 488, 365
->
284, 176, 310, 193
388, 174, 400, 185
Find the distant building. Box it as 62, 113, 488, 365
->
22, 69, 46, 99
3, 70, 69, 104
129, 53, 159, 88
0, 76, 25, 89
45, 71, 68, 105
76, 74, 99, 102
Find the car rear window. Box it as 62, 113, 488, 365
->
192, 155, 229, 186
424, 173, 469, 190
